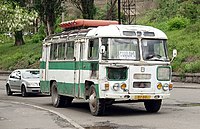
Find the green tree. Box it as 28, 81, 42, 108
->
70, 0, 96, 19
33, 0, 63, 36
0, 1, 37, 46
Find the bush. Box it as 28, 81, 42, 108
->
184, 61, 200, 73
178, 1, 199, 22
31, 34, 45, 43
167, 17, 190, 30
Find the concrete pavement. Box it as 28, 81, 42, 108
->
0, 100, 84, 129
172, 82, 200, 89
0, 80, 199, 129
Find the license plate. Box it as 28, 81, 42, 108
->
134, 95, 151, 100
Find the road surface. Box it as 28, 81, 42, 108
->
0, 80, 200, 129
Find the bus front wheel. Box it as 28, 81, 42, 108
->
144, 100, 162, 113
89, 86, 105, 116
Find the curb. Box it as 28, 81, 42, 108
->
0, 100, 85, 129
173, 86, 200, 89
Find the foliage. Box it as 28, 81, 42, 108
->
140, 0, 200, 23
70, 0, 96, 19
178, 0, 199, 22
0, 36, 41, 70
137, 0, 200, 73
167, 16, 190, 30
166, 21, 200, 73
55, 18, 62, 33
33, 0, 64, 35
94, 2, 117, 20
0, 1, 37, 33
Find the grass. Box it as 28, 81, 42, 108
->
0, 36, 42, 71
0, 21, 200, 74
166, 21, 200, 73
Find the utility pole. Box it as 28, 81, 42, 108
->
118, 0, 121, 24
121, 0, 136, 25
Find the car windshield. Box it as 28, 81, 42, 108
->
142, 39, 168, 61
102, 38, 139, 60
22, 70, 39, 79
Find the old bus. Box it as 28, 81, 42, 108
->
40, 19, 176, 116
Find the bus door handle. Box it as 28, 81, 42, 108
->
83, 65, 86, 69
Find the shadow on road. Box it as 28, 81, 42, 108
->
11, 93, 50, 98
54, 101, 159, 116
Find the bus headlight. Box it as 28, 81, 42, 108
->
113, 83, 120, 91
157, 67, 171, 81
162, 83, 169, 91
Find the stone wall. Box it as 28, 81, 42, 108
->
172, 73, 200, 83
1, 71, 200, 84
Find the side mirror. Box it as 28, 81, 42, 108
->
173, 49, 177, 58
171, 49, 177, 63
100, 45, 105, 54
15, 76, 21, 80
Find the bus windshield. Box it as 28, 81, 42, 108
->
141, 39, 168, 61
102, 38, 140, 60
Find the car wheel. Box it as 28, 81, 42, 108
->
144, 100, 162, 113
6, 84, 13, 96
89, 85, 105, 116
21, 85, 28, 97
51, 82, 73, 107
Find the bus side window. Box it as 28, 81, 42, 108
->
88, 39, 99, 60
50, 44, 58, 60
65, 41, 74, 60
58, 43, 65, 60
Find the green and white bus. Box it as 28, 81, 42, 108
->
40, 19, 176, 116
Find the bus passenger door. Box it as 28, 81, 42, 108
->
40, 43, 50, 93
74, 40, 84, 98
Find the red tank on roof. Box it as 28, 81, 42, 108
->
60, 19, 119, 29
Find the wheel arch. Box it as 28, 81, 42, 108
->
85, 80, 100, 99
85, 80, 95, 100
21, 83, 26, 90
50, 80, 56, 94
6, 82, 9, 86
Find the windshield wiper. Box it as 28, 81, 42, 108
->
146, 54, 168, 61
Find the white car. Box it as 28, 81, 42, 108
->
5, 69, 40, 97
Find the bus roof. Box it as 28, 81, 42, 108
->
86, 25, 167, 39
44, 24, 167, 42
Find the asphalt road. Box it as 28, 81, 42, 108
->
0, 80, 200, 129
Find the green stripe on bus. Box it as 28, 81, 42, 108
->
40, 61, 46, 69
40, 80, 99, 98
40, 81, 50, 92
40, 61, 99, 70
49, 61, 75, 70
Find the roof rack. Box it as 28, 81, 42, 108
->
60, 19, 119, 30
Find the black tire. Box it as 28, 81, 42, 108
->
51, 82, 73, 107
21, 85, 28, 97
144, 100, 162, 113
89, 86, 105, 116
6, 84, 12, 96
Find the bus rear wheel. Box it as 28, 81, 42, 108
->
89, 86, 105, 116
144, 100, 162, 113
51, 82, 73, 107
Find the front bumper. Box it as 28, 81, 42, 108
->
26, 87, 40, 93
104, 93, 170, 100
